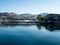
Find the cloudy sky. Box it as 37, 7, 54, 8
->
0, 0, 60, 14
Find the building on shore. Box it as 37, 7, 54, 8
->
46, 14, 60, 23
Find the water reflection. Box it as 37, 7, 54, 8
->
0, 23, 60, 31
37, 23, 60, 31
36, 24, 41, 29
0, 23, 60, 45
0, 24, 34, 27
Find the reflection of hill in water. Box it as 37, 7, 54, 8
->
45, 24, 60, 31
0, 24, 35, 27
36, 23, 60, 31
1, 23, 60, 31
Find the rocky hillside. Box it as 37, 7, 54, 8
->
0, 12, 38, 20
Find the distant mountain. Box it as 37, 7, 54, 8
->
41, 13, 48, 16
19, 13, 38, 20
0, 12, 17, 16
0, 13, 38, 20
19, 13, 33, 16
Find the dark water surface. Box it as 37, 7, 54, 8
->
0, 24, 60, 45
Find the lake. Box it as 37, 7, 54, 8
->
0, 24, 60, 45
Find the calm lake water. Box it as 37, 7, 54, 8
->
0, 24, 60, 45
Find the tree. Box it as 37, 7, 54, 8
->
37, 14, 41, 20
37, 14, 47, 21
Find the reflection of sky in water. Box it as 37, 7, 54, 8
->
0, 25, 60, 45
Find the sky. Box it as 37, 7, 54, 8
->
0, 0, 60, 14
